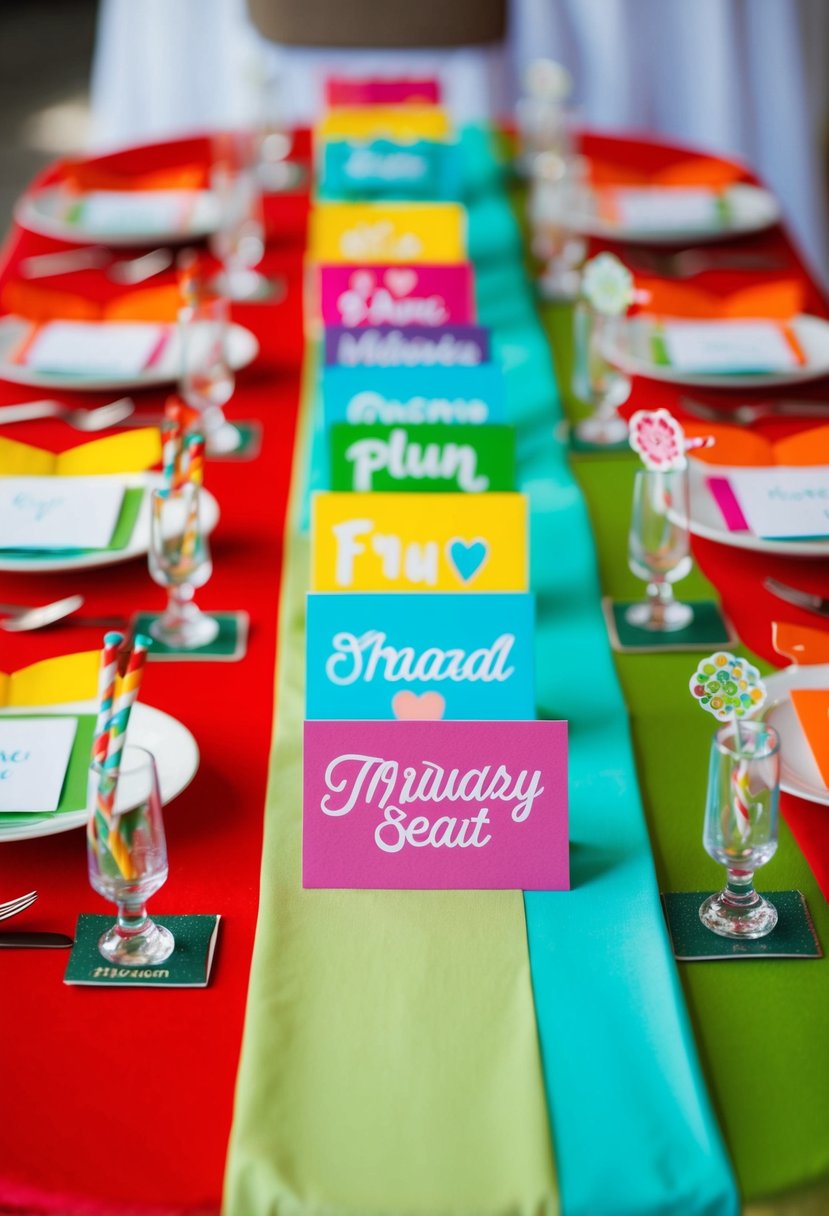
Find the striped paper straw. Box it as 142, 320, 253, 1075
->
184, 433, 205, 486
99, 634, 152, 878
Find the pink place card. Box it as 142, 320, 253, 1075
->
325, 77, 442, 106
320, 264, 475, 328
303, 719, 569, 890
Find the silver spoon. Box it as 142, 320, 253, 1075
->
0, 597, 124, 633
0, 396, 134, 431
20, 247, 173, 284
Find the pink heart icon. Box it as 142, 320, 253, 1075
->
384, 268, 418, 297
391, 691, 446, 720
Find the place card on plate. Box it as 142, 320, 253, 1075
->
65, 189, 197, 234
324, 78, 441, 106
14, 320, 168, 376
654, 320, 804, 374
600, 187, 729, 231
306, 592, 534, 719
310, 202, 466, 264
321, 140, 460, 200
310, 491, 528, 591
319, 265, 475, 327
0, 476, 125, 549
321, 364, 506, 427
713, 467, 829, 539
0, 716, 78, 813
329, 423, 516, 493
303, 719, 568, 890
324, 324, 490, 366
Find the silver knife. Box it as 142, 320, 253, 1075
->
0, 931, 74, 948
764, 577, 829, 618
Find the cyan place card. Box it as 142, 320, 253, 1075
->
324, 324, 490, 367
310, 491, 528, 591
306, 592, 535, 720
321, 364, 506, 428
321, 139, 461, 200
303, 719, 568, 890
319, 264, 475, 328
329, 423, 516, 493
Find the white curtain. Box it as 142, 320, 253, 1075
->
89, 0, 829, 284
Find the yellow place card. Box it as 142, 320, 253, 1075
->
0, 429, 161, 478
310, 202, 467, 264
318, 106, 452, 143
0, 651, 99, 708
310, 492, 527, 592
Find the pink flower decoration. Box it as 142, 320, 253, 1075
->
629, 408, 686, 471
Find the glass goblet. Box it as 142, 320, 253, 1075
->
700, 720, 780, 939
148, 484, 219, 649
87, 745, 174, 966
626, 467, 694, 631
178, 291, 240, 455
571, 300, 631, 445
209, 130, 271, 302
529, 152, 587, 301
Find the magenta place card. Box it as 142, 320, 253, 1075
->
319, 264, 475, 328
303, 719, 569, 890
324, 77, 441, 106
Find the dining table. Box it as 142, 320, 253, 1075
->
0, 118, 827, 1216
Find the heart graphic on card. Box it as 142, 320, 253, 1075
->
391, 691, 446, 720
384, 268, 417, 297
446, 538, 489, 583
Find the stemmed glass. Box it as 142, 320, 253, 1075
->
209, 130, 272, 302
701, 720, 780, 938
179, 289, 240, 455
516, 59, 575, 174
529, 152, 587, 301
627, 467, 693, 631
87, 745, 174, 966
149, 484, 218, 649
571, 298, 632, 444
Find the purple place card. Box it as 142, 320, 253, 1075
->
319, 264, 475, 328
324, 324, 490, 368
303, 719, 569, 890
325, 77, 442, 106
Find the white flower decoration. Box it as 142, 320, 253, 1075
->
581, 253, 635, 317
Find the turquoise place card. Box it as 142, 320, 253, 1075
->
306, 592, 535, 720
321, 139, 461, 200
321, 364, 507, 428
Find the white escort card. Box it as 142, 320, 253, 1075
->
20, 321, 167, 377
610, 187, 724, 231
69, 190, 193, 234
0, 476, 125, 550
0, 717, 78, 813
727, 467, 829, 539
660, 320, 802, 374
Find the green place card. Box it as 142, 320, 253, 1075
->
132, 611, 248, 661
662, 891, 822, 961
329, 422, 516, 493
603, 598, 736, 654
64, 914, 221, 986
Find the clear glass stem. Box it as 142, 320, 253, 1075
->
162, 582, 195, 630
646, 578, 674, 625
115, 901, 149, 939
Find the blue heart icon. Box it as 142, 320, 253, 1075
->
447, 538, 489, 583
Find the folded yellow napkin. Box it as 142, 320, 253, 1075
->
0, 651, 99, 707
0, 428, 161, 477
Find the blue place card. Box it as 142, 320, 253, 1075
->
306, 592, 535, 720
321, 139, 461, 200
323, 324, 491, 368
321, 364, 507, 428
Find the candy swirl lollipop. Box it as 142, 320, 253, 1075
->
689, 651, 767, 723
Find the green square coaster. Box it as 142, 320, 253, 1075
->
206, 421, 262, 461
133, 611, 248, 662
567, 426, 632, 457
662, 891, 822, 961
64, 914, 221, 986
603, 597, 736, 654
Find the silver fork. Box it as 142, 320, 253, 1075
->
0, 396, 134, 431
680, 395, 829, 425
626, 249, 788, 278
0, 892, 38, 922
20, 247, 173, 285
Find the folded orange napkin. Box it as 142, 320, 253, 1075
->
588, 155, 745, 190
635, 279, 805, 321
61, 161, 208, 193
2, 282, 183, 324
791, 689, 829, 786
686, 423, 829, 469
773, 622, 829, 667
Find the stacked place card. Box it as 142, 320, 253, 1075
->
708, 466, 829, 540
300, 84, 568, 892
0, 476, 127, 551
653, 319, 804, 374
14, 320, 169, 377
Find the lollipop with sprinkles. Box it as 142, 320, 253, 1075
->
629, 407, 715, 472
689, 651, 767, 723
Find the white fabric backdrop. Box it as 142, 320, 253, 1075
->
89, 0, 829, 284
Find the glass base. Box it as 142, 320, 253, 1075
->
537, 265, 582, 302
699, 888, 778, 939
98, 918, 175, 966
209, 269, 284, 303
574, 413, 628, 446
625, 598, 693, 633
205, 421, 242, 455
149, 606, 219, 650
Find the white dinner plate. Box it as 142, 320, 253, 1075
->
763, 664, 829, 807
607, 313, 829, 389
0, 699, 199, 841
688, 458, 829, 558
0, 472, 220, 573
568, 182, 779, 245
0, 315, 259, 393
15, 186, 222, 247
